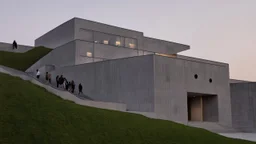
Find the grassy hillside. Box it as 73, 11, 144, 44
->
0, 47, 51, 71
0, 73, 254, 144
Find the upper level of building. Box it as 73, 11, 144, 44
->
35, 17, 190, 55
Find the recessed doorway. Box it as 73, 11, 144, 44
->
187, 92, 218, 122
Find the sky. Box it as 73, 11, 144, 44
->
0, 0, 255, 81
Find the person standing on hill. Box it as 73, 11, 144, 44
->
12, 40, 17, 49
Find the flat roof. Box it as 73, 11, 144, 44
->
74, 17, 143, 34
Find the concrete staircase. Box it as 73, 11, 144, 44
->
0, 65, 127, 112
26, 72, 94, 101
188, 122, 238, 133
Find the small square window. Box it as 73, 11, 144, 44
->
116, 41, 121, 46
129, 43, 135, 48
103, 40, 109, 44
86, 52, 92, 57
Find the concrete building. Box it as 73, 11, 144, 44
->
24, 17, 256, 132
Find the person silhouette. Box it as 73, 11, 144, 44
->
12, 40, 18, 49
78, 83, 83, 95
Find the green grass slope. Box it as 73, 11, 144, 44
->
0, 47, 51, 71
0, 73, 254, 144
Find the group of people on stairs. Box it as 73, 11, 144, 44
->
35, 69, 83, 95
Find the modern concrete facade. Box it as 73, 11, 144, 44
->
230, 82, 256, 132
20, 17, 255, 132
29, 18, 189, 73
47, 54, 231, 126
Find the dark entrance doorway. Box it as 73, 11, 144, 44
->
187, 92, 218, 122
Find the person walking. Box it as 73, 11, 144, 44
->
36, 69, 40, 79
63, 78, 67, 90
68, 82, 71, 92
56, 75, 59, 88
71, 80, 75, 93
78, 83, 83, 95
45, 72, 49, 81
48, 73, 52, 84
59, 75, 64, 88
12, 40, 18, 49
65, 79, 69, 91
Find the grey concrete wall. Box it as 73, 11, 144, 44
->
26, 41, 76, 72
74, 18, 143, 39
230, 83, 256, 132
0, 42, 33, 53
203, 96, 218, 122
153, 55, 232, 126
75, 40, 94, 64
0, 65, 127, 112
35, 19, 75, 49
50, 55, 155, 112
143, 37, 189, 54
94, 44, 139, 59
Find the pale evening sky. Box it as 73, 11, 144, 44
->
0, 0, 255, 81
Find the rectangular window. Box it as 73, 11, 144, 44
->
94, 31, 124, 47
109, 35, 124, 46
94, 32, 109, 44
79, 29, 94, 42
115, 41, 121, 46
103, 40, 109, 44
129, 43, 135, 48
86, 52, 92, 57
125, 38, 137, 48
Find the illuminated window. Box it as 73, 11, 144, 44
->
129, 43, 135, 48
116, 41, 121, 46
103, 40, 109, 44
94, 31, 124, 47
125, 38, 137, 48
86, 52, 92, 57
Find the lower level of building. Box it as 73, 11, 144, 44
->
24, 45, 256, 132
31, 54, 231, 127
